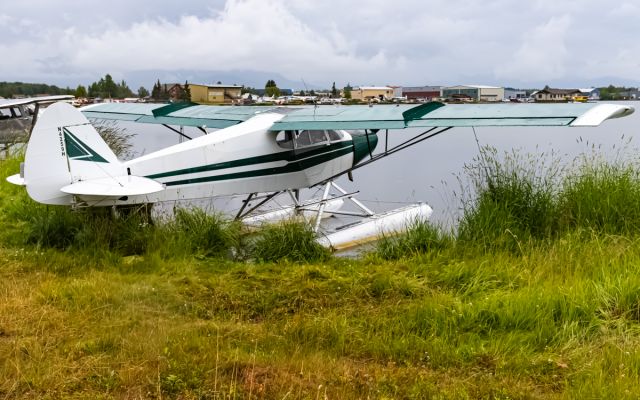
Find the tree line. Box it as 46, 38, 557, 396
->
19, 77, 639, 102
1, 75, 353, 102
0, 82, 74, 98
599, 85, 638, 100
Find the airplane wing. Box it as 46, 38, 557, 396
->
271, 102, 634, 130
80, 101, 634, 131
406, 103, 634, 127
0, 95, 74, 108
81, 102, 287, 129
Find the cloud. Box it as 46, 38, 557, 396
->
494, 15, 572, 82
0, 0, 403, 86
0, 0, 638, 88
609, 2, 640, 18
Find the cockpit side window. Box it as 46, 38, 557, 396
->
297, 130, 328, 148
327, 130, 343, 141
296, 130, 312, 147
276, 130, 341, 150
275, 130, 295, 149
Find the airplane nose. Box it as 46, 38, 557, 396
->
351, 131, 378, 166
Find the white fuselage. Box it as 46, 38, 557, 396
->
113, 112, 355, 205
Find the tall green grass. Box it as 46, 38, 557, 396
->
0, 154, 329, 263
456, 146, 562, 251
377, 144, 640, 258
374, 218, 453, 260
560, 152, 640, 234
0, 193, 242, 260
250, 220, 331, 263
167, 207, 243, 258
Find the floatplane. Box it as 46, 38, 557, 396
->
3, 99, 635, 250
0, 95, 74, 153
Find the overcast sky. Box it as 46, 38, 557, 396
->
1, 0, 639, 89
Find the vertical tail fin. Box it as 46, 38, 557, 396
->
24, 102, 124, 205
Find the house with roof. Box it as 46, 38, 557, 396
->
534, 86, 582, 102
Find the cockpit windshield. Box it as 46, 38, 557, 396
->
275, 130, 344, 149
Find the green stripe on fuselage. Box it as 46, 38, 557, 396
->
160, 145, 354, 187
146, 141, 353, 180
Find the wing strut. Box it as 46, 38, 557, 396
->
353, 126, 452, 172
162, 124, 192, 140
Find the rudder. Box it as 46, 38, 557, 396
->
23, 102, 123, 205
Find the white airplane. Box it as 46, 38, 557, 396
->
5, 100, 635, 248
0, 95, 74, 140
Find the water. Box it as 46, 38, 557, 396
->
334, 101, 639, 227
115, 102, 639, 227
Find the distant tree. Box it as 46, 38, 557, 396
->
151, 79, 162, 100
102, 74, 117, 98
87, 82, 98, 97
599, 84, 625, 100
75, 85, 87, 98
84, 74, 132, 98
331, 82, 338, 98
241, 86, 258, 95
343, 83, 352, 99
181, 80, 191, 102
0, 82, 71, 98
309, 89, 316, 96
138, 86, 149, 98
116, 80, 133, 98
265, 79, 281, 97
299, 89, 306, 96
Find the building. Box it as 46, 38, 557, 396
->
579, 88, 600, 100
402, 86, 442, 101
351, 86, 394, 101
388, 86, 403, 98
534, 87, 582, 102
442, 85, 504, 102
189, 83, 242, 104
161, 84, 184, 100
618, 88, 639, 100
253, 88, 293, 96
504, 88, 528, 102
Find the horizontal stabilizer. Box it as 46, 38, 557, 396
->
6, 174, 25, 186
60, 176, 164, 198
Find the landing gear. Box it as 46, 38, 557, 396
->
234, 181, 432, 251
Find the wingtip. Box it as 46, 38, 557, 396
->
571, 104, 635, 127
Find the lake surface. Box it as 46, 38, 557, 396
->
116, 102, 639, 228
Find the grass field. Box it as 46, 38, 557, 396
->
3, 148, 640, 399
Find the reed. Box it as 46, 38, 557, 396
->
456, 146, 562, 252
374, 218, 453, 260
161, 207, 244, 259
250, 220, 331, 263
559, 152, 640, 235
